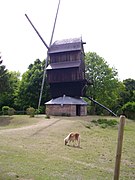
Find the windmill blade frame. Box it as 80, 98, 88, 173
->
38, 0, 61, 109
25, 14, 49, 50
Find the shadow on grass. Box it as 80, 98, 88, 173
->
67, 144, 83, 149
31, 119, 62, 136
0, 116, 13, 126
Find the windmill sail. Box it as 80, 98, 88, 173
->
25, 14, 49, 50
38, 0, 61, 109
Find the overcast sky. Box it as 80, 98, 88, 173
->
0, 0, 135, 81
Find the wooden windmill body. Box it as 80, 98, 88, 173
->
45, 37, 88, 116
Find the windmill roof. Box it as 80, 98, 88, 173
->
48, 37, 84, 53
46, 60, 81, 70
45, 95, 87, 105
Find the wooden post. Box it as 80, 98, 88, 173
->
114, 115, 126, 180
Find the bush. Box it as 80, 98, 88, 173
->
91, 118, 118, 128
8, 108, 15, 116
35, 106, 45, 115
45, 114, 50, 119
26, 107, 35, 117
122, 102, 135, 120
2, 106, 10, 115
38, 106, 45, 114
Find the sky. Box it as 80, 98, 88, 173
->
0, 0, 135, 81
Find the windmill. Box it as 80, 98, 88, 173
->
25, 0, 117, 116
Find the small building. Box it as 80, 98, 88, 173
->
45, 95, 87, 116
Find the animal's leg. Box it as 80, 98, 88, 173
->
72, 140, 75, 147
77, 137, 80, 147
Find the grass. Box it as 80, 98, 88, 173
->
0, 115, 135, 179
0, 115, 41, 130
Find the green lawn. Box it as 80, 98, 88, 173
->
0, 115, 134, 180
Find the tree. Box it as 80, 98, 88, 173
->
85, 52, 122, 115
0, 70, 20, 110
117, 78, 135, 108
123, 79, 135, 102
122, 102, 135, 120
0, 53, 9, 94
117, 78, 135, 117
0, 52, 20, 110
123, 78, 135, 91
0, 54, 10, 110
15, 59, 51, 110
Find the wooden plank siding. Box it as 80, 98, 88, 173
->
49, 51, 81, 63
47, 66, 85, 83
47, 50, 85, 83
49, 80, 87, 98
46, 37, 87, 98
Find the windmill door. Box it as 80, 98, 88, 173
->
76, 105, 81, 116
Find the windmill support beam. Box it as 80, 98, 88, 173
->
85, 96, 117, 117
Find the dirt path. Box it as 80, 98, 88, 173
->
0, 117, 62, 134
0, 116, 79, 136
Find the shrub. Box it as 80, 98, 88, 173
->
26, 107, 35, 117
2, 106, 10, 115
35, 109, 40, 114
35, 106, 45, 114
45, 114, 50, 119
100, 123, 108, 129
91, 118, 118, 128
8, 108, 15, 116
122, 102, 135, 120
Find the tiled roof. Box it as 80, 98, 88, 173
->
45, 95, 87, 105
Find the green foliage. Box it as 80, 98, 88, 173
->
0, 69, 20, 110
0, 57, 11, 110
91, 118, 118, 128
119, 79, 135, 105
0, 54, 9, 94
15, 59, 51, 110
123, 78, 135, 92
2, 106, 10, 115
85, 52, 121, 115
26, 107, 35, 117
8, 108, 15, 116
2, 106, 15, 116
122, 102, 135, 120
37, 106, 45, 114
35, 107, 45, 115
